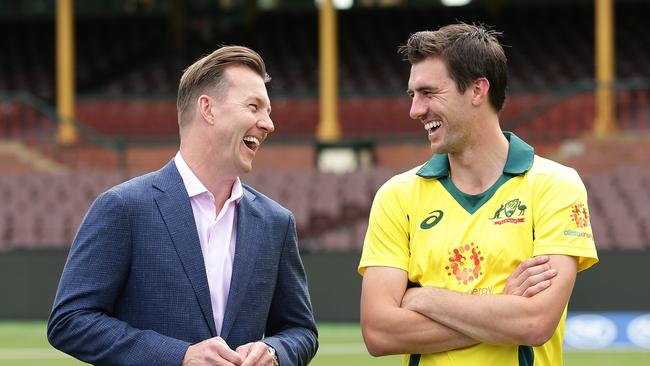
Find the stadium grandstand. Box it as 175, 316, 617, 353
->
1, 0, 649, 252
0, 0, 649, 363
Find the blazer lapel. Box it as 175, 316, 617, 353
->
220, 189, 263, 340
153, 161, 217, 337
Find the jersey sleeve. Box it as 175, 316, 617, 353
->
531, 167, 598, 272
358, 178, 411, 276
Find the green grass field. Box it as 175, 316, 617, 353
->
1, 322, 648, 365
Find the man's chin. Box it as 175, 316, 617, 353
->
429, 144, 443, 154
428, 138, 450, 155
239, 161, 254, 174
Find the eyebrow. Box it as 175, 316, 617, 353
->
407, 86, 442, 98
414, 86, 439, 94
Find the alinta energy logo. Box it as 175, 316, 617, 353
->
489, 198, 527, 225
445, 242, 484, 285
570, 203, 590, 228
565, 202, 593, 239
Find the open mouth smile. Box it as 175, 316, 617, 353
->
242, 135, 260, 152
424, 120, 442, 134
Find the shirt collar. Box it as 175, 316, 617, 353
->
174, 152, 244, 203
416, 132, 535, 178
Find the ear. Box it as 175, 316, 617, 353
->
470, 77, 490, 106
197, 94, 215, 125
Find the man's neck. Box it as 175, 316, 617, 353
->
179, 146, 237, 214
447, 126, 509, 195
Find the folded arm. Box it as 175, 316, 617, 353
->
361, 266, 478, 356
402, 255, 577, 346
360, 255, 558, 356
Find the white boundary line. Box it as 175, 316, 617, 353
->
318, 343, 368, 355
0, 348, 72, 360
0, 346, 372, 359
564, 348, 650, 353
1, 345, 648, 359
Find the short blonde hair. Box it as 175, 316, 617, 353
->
177, 45, 270, 127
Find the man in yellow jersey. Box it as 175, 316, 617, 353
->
358, 23, 598, 366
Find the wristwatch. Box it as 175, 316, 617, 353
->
267, 345, 280, 366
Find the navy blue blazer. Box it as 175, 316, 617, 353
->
48, 161, 318, 366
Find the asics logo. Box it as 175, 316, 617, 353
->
420, 210, 444, 229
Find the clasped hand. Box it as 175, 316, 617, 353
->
183, 337, 276, 366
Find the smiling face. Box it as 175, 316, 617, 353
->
407, 57, 476, 155
208, 65, 274, 176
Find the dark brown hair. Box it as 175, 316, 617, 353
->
399, 23, 508, 112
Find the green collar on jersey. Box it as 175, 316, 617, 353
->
415, 132, 535, 214
415, 131, 535, 178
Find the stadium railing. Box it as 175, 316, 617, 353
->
0, 91, 127, 171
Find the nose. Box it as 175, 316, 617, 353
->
258, 117, 274, 133
409, 95, 427, 120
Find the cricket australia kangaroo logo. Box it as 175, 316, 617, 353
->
490, 198, 527, 225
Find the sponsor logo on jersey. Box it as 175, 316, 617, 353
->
445, 242, 484, 285
571, 203, 590, 228
420, 210, 444, 229
564, 229, 593, 239
489, 198, 527, 225
466, 286, 493, 295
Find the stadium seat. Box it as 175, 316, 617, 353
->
0, 158, 647, 253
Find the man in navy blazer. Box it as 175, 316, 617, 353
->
48, 46, 318, 366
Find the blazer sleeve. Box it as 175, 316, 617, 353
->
47, 190, 190, 366
262, 213, 319, 366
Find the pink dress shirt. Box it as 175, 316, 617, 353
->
174, 152, 243, 335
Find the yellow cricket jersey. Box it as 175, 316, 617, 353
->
358, 133, 598, 366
